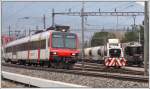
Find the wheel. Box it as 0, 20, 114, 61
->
18, 60, 21, 65
47, 62, 51, 68
137, 61, 143, 67
63, 63, 74, 69
58, 62, 64, 69
115, 66, 121, 69
50, 62, 57, 68
39, 62, 44, 67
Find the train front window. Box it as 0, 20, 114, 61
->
65, 35, 76, 49
126, 47, 143, 56
109, 49, 121, 57
52, 33, 77, 49
52, 34, 64, 48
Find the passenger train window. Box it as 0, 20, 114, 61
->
52, 34, 64, 48
40, 40, 46, 49
29, 40, 46, 50
5, 39, 46, 52
66, 35, 75, 38
51, 32, 77, 49
65, 35, 76, 49
125, 46, 142, 56
109, 49, 121, 57
5, 46, 12, 53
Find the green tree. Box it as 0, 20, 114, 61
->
124, 31, 138, 42
121, 25, 144, 43
91, 32, 116, 46
139, 25, 144, 46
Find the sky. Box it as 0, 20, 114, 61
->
1, 1, 144, 40
136, 2, 144, 6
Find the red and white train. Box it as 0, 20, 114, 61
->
3, 28, 80, 69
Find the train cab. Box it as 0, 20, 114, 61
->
49, 32, 80, 68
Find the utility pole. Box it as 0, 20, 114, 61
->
144, 1, 149, 76
52, 8, 55, 27
115, 8, 118, 31
81, 1, 85, 70
116, 14, 118, 31
8, 25, 11, 36
43, 14, 46, 29
29, 28, 31, 36
24, 29, 26, 37
139, 31, 140, 44
133, 15, 136, 31
36, 25, 39, 30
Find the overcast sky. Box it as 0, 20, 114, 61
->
2, 1, 144, 40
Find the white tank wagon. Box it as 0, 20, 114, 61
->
84, 46, 107, 63
84, 48, 92, 58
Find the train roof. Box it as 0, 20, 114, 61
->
5, 30, 77, 48
5, 30, 54, 48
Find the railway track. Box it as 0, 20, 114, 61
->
74, 62, 144, 75
2, 63, 148, 82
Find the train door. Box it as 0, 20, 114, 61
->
45, 35, 49, 60
12, 46, 17, 62
27, 40, 30, 62
37, 35, 42, 64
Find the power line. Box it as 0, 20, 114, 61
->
109, 2, 135, 11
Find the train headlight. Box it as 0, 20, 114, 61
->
72, 53, 76, 56
139, 56, 142, 59
62, 29, 66, 32
53, 52, 57, 55
50, 52, 57, 55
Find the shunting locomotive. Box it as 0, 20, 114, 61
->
84, 39, 126, 67
3, 25, 80, 69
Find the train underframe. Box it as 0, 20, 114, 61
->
49, 56, 77, 69
4, 57, 77, 69
126, 56, 143, 67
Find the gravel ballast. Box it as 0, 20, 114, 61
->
2, 66, 149, 88
1, 80, 17, 88
1, 79, 29, 88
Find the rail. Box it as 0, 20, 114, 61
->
2, 63, 149, 82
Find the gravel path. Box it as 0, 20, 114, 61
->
2, 66, 149, 88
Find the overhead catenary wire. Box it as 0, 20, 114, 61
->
71, 2, 143, 30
